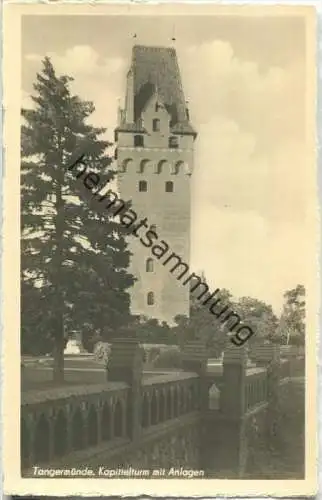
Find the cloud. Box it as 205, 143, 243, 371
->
25, 46, 126, 141
193, 116, 307, 223
191, 203, 307, 314
23, 41, 309, 312
181, 40, 305, 150
182, 40, 307, 311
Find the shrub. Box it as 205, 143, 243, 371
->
145, 346, 161, 364
93, 341, 110, 364
152, 346, 183, 369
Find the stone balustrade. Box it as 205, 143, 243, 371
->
244, 368, 268, 412
21, 382, 129, 470
21, 344, 201, 474
21, 338, 293, 477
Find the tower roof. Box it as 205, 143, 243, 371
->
130, 45, 196, 135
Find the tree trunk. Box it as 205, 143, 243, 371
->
53, 139, 65, 384
53, 328, 65, 383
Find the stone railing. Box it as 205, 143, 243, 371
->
244, 367, 268, 412
21, 339, 203, 474
21, 381, 129, 470
21, 339, 293, 477
140, 372, 200, 427
280, 357, 291, 381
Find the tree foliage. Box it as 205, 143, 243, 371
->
278, 285, 305, 345
21, 57, 135, 379
232, 296, 278, 344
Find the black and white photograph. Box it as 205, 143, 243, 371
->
2, 3, 318, 497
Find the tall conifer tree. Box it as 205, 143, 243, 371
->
21, 57, 135, 381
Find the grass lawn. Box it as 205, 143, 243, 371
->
246, 378, 305, 479
21, 358, 168, 392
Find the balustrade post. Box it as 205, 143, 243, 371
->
107, 337, 143, 442
216, 341, 248, 477
221, 342, 247, 416
182, 341, 208, 469
266, 345, 281, 446
253, 343, 276, 369
182, 341, 208, 411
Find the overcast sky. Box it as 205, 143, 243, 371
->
21, 13, 309, 314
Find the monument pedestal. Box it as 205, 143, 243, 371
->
64, 332, 86, 355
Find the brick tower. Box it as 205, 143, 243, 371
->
115, 45, 197, 325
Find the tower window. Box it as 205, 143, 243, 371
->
165, 181, 174, 193
114, 148, 118, 160
156, 160, 167, 174
146, 258, 154, 272
169, 136, 178, 149
139, 159, 150, 174
139, 180, 147, 192
134, 135, 144, 147
147, 292, 154, 305
155, 102, 159, 112
153, 119, 160, 132
121, 158, 133, 173
150, 224, 156, 232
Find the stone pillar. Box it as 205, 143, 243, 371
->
221, 342, 247, 416
107, 338, 143, 442
265, 345, 281, 445
253, 343, 275, 368
182, 341, 208, 411
182, 341, 208, 470
217, 342, 248, 477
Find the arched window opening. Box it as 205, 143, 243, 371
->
153, 118, 160, 132
159, 391, 165, 422
151, 391, 158, 425
54, 410, 68, 457
172, 160, 185, 175
169, 136, 179, 149
34, 414, 50, 463
173, 388, 179, 418
180, 386, 186, 414
134, 135, 144, 147
147, 292, 154, 306
21, 418, 30, 468
138, 159, 150, 173
101, 403, 111, 441
139, 180, 147, 192
146, 258, 154, 272
188, 386, 194, 411
141, 394, 149, 428
72, 409, 84, 451
121, 158, 132, 173
88, 405, 98, 447
166, 390, 172, 419
156, 160, 167, 174
150, 224, 157, 232
114, 400, 123, 438
165, 181, 174, 193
